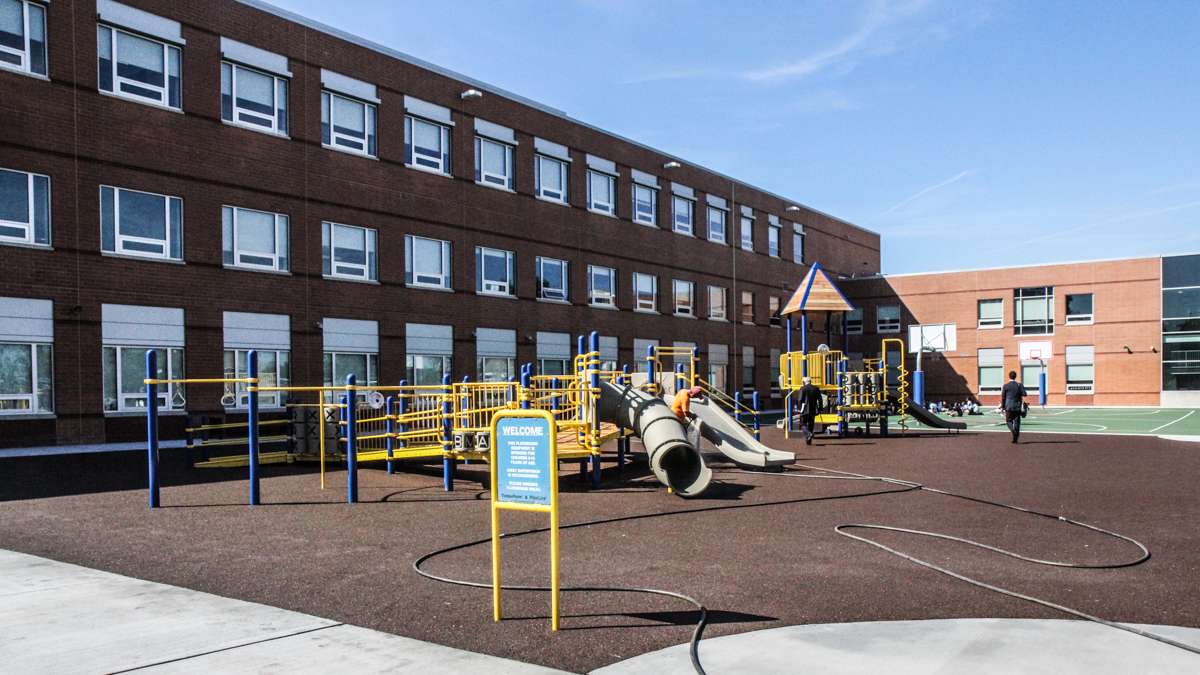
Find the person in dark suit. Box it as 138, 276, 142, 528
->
797, 376, 823, 445
1001, 371, 1028, 443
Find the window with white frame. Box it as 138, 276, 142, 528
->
223, 348, 290, 408
1065, 345, 1094, 394
536, 257, 569, 301
100, 186, 182, 261
1021, 360, 1042, 395
221, 61, 288, 135
877, 305, 901, 333
741, 345, 756, 394
476, 327, 515, 382
708, 285, 726, 320
0, 167, 50, 246
1014, 286, 1054, 335
97, 24, 181, 109
536, 154, 568, 203
633, 183, 657, 225
634, 273, 657, 312
768, 224, 781, 257
588, 170, 615, 215
103, 345, 184, 412
478, 356, 513, 382
792, 223, 804, 263
978, 298, 1003, 329
707, 206, 726, 244
673, 279, 694, 316
475, 246, 515, 297
222, 206, 288, 272
323, 221, 377, 282
405, 234, 451, 289
740, 290, 755, 324
740, 215, 754, 251
406, 115, 451, 174
769, 296, 781, 326
475, 136, 514, 189
405, 354, 448, 386
672, 195, 694, 235
322, 318, 378, 401
538, 358, 569, 376
324, 351, 378, 390
321, 90, 376, 157
845, 308, 863, 334
977, 348, 1004, 395
0, 342, 52, 414
1066, 293, 1093, 325
588, 265, 616, 307
0, 0, 46, 76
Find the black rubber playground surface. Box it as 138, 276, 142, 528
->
3, 429, 1200, 673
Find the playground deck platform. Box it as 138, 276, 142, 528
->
3, 428, 1200, 672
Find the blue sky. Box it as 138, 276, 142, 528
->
270, 0, 1200, 274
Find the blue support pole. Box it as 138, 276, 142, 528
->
589, 331, 601, 488
842, 312, 849, 352
397, 379, 409, 464
1039, 368, 1047, 407
913, 370, 925, 407
752, 391, 761, 440
785, 317, 794, 434
837, 359, 847, 437
385, 394, 395, 475
801, 311, 809, 376
145, 350, 160, 509
734, 391, 742, 425
461, 375, 470, 465
248, 349, 261, 506
441, 373, 454, 492
345, 373, 357, 504
646, 345, 657, 392
675, 362, 685, 392
520, 370, 531, 410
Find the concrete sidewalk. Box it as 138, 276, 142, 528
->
0, 549, 566, 674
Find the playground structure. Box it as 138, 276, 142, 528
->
778, 338, 910, 437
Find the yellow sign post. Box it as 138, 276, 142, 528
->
489, 408, 561, 630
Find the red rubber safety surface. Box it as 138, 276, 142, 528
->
3, 430, 1199, 673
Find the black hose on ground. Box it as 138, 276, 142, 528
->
412, 462, 1200, 675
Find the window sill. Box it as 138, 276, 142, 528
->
0, 66, 49, 82
634, 219, 659, 228
1065, 318, 1094, 326
588, 208, 618, 219
102, 251, 185, 265
707, 238, 727, 246
476, 291, 517, 300
708, 317, 728, 323
221, 118, 290, 140
224, 264, 291, 276
634, 308, 660, 315
0, 412, 56, 421
98, 89, 183, 114
977, 325, 1004, 330
324, 275, 380, 285
407, 283, 453, 293
406, 163, 453, 179
740, 247, 755, 254
674, 313, 697, 319
741, 321, 756, 326
536, 297, 571, 306
0, 240, 53, 252
106, 410, 186, 418
536, 195, 570, 207
589, 303, 618, 311
475, 181, 516, 194
322, 143, 379, 161
673, 230, 695, 237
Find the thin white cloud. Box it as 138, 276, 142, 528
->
1012, 199, 1200, 249
884, 169, 977, 214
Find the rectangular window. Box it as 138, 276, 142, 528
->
978, 298, 1003, 329
672, 196, 694, 235
634, 272, 657, 312
404, 234, 450, 289
321, 90, 377, 157
768, 225, 780, 257
222, 206, 288, 272
100, 185, 182, 261
103, 345, 184, 412
588, 265, 616, 307
978, 348, 1004, 395
97, 24, 180, 109
475, 246, 515, 297
1014, 286, 1054, 335
536, 257, 569, 301
323, 222, 378, 282
535, 155, 568, 203
740, 290, 754, 324
538, 358, 569, 376
633, 184, 657, 225
223, 348, 290, 408
324, 351, 379, 393
845, 308, 863, 334
1065, 293, 1093, 325
220, 61, 287, 135
477, 356, 514, 383
0, 342, 52, 414
707, 207, 727, 244
406, 115, 451, 174
1065, 345, 1094, 394
740, 216, 753, 251
708, 286, 726, 320
0, 0, 46, 76
0, 167, 49, 246
673, 279, 694, 316
741, 346, 755, 395
588, 170, 615, 215
877, 305, 901, 333
1021, 361, 1043, 395
769, 296, 781, 326
792, 223, 804, 264
475, 136, 514, 190
405, 354, 449, 386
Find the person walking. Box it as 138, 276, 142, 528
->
1001, 370, 1028, 443
797, 376, 823, 445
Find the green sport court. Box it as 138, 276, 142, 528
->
903, 407, 1200, 437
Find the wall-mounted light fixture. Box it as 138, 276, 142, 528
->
1124, 345, 1133, 354
662, 161, 681, 169
786, 205, 801, 212
461, 88, 483, 100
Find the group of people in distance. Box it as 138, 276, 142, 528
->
929, 399, 983, 416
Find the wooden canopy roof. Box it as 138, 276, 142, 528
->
780, 262, 855, 315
